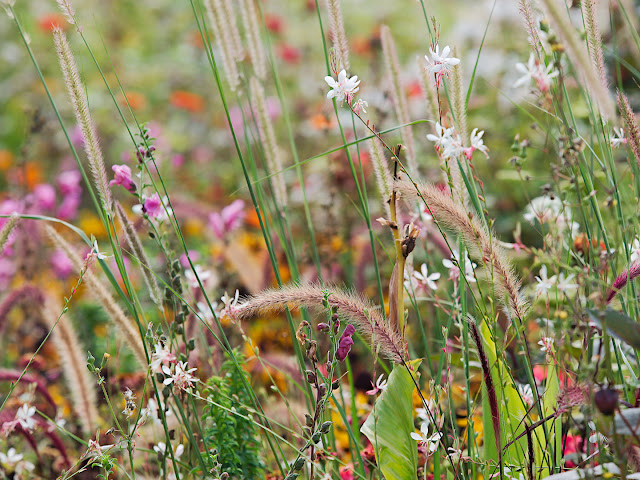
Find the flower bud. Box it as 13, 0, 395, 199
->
320, 420, 333, 434
594, 388, 618, 416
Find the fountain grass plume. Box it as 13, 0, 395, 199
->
519, 0, 542, 59
250, 77, 287, 208
582, 0, 607, 93
0, 213, 20, 253
451, 47, 467, 145
381, 25, 416, 172
240, 0, 267, 80
396, 179, 528, 321
41, 297, 99, 435
606, 259, 640, 303
204, 0, 241, 90
44, 225, 147, 368
617, 90, 640, 169
326, 0, 349, 71
53, 28, 112, 215
369, 138, 392, 215
538, 0, 614, 119
236, 283, 406, 364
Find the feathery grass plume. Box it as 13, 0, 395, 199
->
326, 0, 349, 71
204, 0, 241, 90
381, 25, 416, 172
250, 77, 287, 208
419, 56, 441, 123
221, 0, 244, 61
239, 0, 267, 80
41, 297, 99, 435
606, 260, 640, 303
519, 0, 542, 59
451, 47, 467, 145
396, 179, 528, 320
538, 0, 614, 119
617, 91, 640, 168
53, 28, 112, 215
45, 225, 147, 368
0, 213, 20, 253
369, 138, 392, 215
56, 0, 75, 26
582, 0, 607, 92
468, 318, 502, 470
236, 284, 406, 363
115, 202, 162, 308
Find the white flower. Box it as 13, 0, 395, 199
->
523, 195, 573, 231
184, 265, 212, 289
16, 404, 36, 431
196, 301, 216, 321
145, 398, 172, 425
410, 423, 442, 453
150, 343, 176, 373
629, 236, 640, 263
162, 361, 197, 392
325, 69, 360, 104
588, 421, 608, 445
517, 383, 534, 407
424, 44, 460, 86
426, 122, 455, 150
556, 273, 578, 293
413, 263, 440, 291
538, 336, 554, 353
353, 98, 368, 114
154, 442, 185, 459
611, 127, 627, 148
91, 240, 111, 260
366, 374, 388, 395
463, 128, 489, 159
514, 54, 558, 93
219, 289, 241, 318
443, 250, 476, 283
0, 447, 23, 467
534, 265, 557, 296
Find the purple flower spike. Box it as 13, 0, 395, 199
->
336, 324, 356, 361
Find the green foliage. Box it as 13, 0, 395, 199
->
361, 360, 421, 480
203, 349, 264, 479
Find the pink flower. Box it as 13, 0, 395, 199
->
209, 199, 246, 240
144, 193, 162, 217
109, 164, 136, 193
336, 324, 355, 361
33, 184, 57, 210
51, 249, 74, 278
56, 170, 82, 196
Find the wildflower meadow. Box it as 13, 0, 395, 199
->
2, 0, 640, 479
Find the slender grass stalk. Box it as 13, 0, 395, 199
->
45, 225, 147, 368
41, 298, 99, 435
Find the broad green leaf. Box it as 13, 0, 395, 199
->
539, 356, 561, 474
588, 308, 640, 350
361, 359, 421, 480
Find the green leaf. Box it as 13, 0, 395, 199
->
361, 359, 421, 480
588, 308, 640, 350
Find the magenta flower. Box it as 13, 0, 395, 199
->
51, 249, 74, 278
209, 199, 246, 240
56, 170, 82, 196
109, 164, 136, 193
33, 184, 57, 210
144, 193, 162, 217
336, 324, 355, 361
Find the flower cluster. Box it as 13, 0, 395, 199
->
424, 44, 460, 87
426, 123, 488, 161
514, 54, 559, 93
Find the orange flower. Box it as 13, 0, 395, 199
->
121, 91, 147, 111
170, 90, 205, 113
310, 113, 335, 131
37, 13, 67, 32
0, 150, 13, 171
